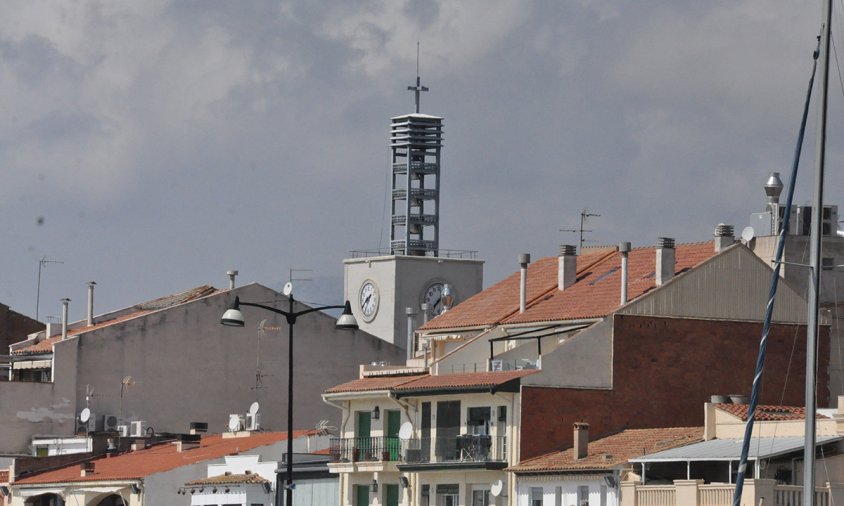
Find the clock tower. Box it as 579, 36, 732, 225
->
344, 71, 483, 349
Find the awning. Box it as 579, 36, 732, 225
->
630, 436, 843, 463
13, 360, 52, 370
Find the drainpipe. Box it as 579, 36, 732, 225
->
227, 270, 238, 290
619, 242, 630, 305
405, 307, 417, 361
61, 298, 70, 340
87, 281, 96, 326
519, 254, 531, 313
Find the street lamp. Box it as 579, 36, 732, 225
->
220, 291, 358, 506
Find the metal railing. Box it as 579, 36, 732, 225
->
329, 435, 507, 465
625, 482, 835, 506
348, 248, 478, 259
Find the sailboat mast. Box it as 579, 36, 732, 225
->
805, 1, 831, 504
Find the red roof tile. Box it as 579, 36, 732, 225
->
15, 431, 308, 485
504, 242, 715, 325
421, 248, 616, 330
186, 473, 270, 486
715, 403, 828, 421
508, 427, 703, 473
324, 374, 425, 394
421, 243, 716, 330
325, 370, 535, 395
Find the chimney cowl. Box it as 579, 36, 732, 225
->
618, 242, 631, 253
518, 253, 531, 266
560, 244, 577, 257
764, 172, 784, 204
714, 223, 734, 237
558, 246, 577, 291
657, 237, 675, 249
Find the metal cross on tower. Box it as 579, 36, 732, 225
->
407, 42, 428, 113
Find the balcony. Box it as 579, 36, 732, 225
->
619, 479, 844, 506
329, 435, 508, 470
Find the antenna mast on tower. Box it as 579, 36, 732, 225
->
407, 42, 429, 114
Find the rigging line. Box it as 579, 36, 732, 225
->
834, 277, 844, 395
732, 34, 820, 506
831, 33, 844, 101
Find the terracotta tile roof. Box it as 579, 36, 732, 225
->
505, 242, 715, 325
715, 403, 828, 421
420, 242, 716, 330
421, 248, 616, 331
14, 431, 308, 485
325, 370, 535, 396
11, 286, 219, 356
324, 374, 425, 393
393, 370, 536, 393
508, 427, 703, 473
186, 473, 270, 486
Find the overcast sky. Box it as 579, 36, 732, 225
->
3, 0, 844, 323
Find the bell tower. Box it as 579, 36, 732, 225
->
344, 59, 483, 348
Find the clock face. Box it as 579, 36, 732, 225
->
422, 282, 446, 316
358, 281, 379, 322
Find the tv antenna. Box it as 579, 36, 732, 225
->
560, 209, 601, 253
35, 256, 64, 321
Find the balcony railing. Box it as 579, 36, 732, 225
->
329, 435, 507, 465
619, 480, 842, 506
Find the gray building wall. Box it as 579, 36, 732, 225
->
0, 283, 405, 453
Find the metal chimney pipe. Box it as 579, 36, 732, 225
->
619, 242, 631, 304
420, 303, 430, 324
227, 270, 238, 290
518, 254, 531, 313
61, 298, 70, 340
87, 281, 96, 326
406, 307, 417, 361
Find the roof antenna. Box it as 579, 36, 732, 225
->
559, 209, 601, 253
36, 256, 64, 321
407, 41, 428, 113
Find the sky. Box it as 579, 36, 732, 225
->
3, 0, 844, 324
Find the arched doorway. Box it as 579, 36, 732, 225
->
92, 494, 125, 506
24, 494, 63, 506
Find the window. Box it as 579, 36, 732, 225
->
472, 488, 491, 506
421, 484, 430, 506
437, 484, 459, 506
577, 485, 590, 506
467, 407, 491, 435
530, 487, 543, 506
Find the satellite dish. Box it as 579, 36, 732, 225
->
741, 226, 755, 244
228, 414, 241, 432
282, 282, 293, 297
80, 408, 91, 423
398, 422, 413, 440
248, 401, 260, 415
490, 480, 503, 497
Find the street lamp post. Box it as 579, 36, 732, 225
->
220, 293, 358, 506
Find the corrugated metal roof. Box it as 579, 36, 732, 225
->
630, 436, 843, 462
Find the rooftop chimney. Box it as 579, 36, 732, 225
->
714, 224, 735, 252
518, 254, 531, 313
87, 281, 96, 327
558, 245, 577, 291
619, 242, 631, 304
61, 298, 71, 340
573, 422, 589, 460
655, 238, 675, 286
764, 172, 784, 207
227, 270, 238, 290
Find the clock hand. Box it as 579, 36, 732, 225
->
433, 297, 441, 309
364, 294, 372, 305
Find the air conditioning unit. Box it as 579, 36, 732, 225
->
130, 421, 147, 437
117, 425, 129, 437
245, 413, 260, 431
103, 414, 120, 432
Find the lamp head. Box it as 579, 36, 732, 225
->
335, 301, 359, 330
220, 297, 246, 327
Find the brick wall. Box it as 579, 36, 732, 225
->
0, 304, 41, 352
520, 314, 828, 460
